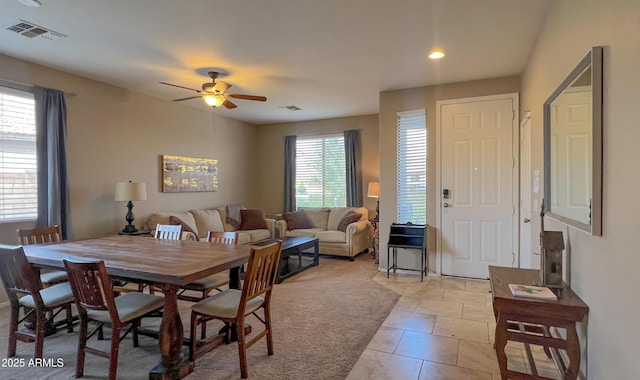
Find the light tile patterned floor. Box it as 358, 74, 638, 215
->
347, 272, 562, 380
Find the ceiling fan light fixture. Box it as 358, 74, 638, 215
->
203, 94, 225, 107
428, 49, 445, 60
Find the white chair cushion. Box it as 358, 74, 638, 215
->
19, 281, 74, 308
192, 289, 264, 319
87, 292, 164, 324
40, 270, 68, 284
182, 274, 229, 291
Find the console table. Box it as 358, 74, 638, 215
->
387, 223, 427, 281
488, 266, 589, 380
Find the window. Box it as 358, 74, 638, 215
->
397, 110, 426, 224
0, 86, 37, 221
296, 134, 346, 207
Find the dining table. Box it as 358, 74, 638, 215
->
23, 235, 252, 380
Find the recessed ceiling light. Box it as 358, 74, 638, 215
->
428, 49, 445, 60
18, 0, 41, 7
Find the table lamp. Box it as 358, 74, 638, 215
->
114, 181, 147, 233
367, 181, 380, 222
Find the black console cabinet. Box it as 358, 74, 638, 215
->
387, 223, 427, 281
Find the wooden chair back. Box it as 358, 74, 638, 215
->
17, 225, 63, 245
154, 224, 182, 240
63, 259, 120, 320
239, 241, 282, 316
0, 245, 43, 307
205, 231, 238, 244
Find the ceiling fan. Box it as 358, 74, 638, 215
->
159, 71, 266, 109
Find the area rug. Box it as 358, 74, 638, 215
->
0, 254, 398, 379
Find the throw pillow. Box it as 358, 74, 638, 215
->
282, 211, 313, 231
168, 215, 199, 241
239, 209, 268, 230
337, 211, 362, 232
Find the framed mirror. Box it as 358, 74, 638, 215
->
544, 46, 603, 235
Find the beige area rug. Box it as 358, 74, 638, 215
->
0, 254, 398, 379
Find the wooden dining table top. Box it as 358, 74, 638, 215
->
23, 235, 252, 286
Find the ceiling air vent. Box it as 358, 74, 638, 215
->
5, 20, 66, 40
280, 105, 302, 111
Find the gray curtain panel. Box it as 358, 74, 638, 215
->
283, 135, 297, 213
34, 86, 71, 239
344, 129, 363, 207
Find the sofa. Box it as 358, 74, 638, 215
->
144, 206, 276, 244
276, 206, 373, 260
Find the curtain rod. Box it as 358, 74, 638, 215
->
0, 77, 77, 97
284, 129, 360, 139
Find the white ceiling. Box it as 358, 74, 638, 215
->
0, 0, 553, 125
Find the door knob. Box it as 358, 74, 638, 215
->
524, 218, 530, 223
443, 202, 450, 208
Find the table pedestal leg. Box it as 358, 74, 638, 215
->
229, 266, 242, 290
149, 284, 193, 380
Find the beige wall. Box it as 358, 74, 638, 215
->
521, 0, 640, 378
378, 76, 520, 273
0, 54, 259, 302
255, 114, 380, 215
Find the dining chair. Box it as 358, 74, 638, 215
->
0, 245, 74, 358
16, 225, 68, 287
141, 224, 184, 294
177, 231, 237, 304
63, 258, 165, 380
189, 241, 282, 378
154, 224, 182, 240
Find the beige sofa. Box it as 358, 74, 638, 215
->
145, 206, 276, 244
276, 207, 372, 260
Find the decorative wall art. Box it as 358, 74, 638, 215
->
162, 154, 218, 193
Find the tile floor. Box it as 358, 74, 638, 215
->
347, 272, 562, 380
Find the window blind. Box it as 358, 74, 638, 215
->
397, 111, 426, 224
0, 87, 37, 221
296, 135, 346, 207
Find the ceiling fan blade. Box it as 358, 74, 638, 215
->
159, 82, 201, 93
173, 96, 202, 102
213, 81, 231, 94
227, 93, 267, 102
223, 99, 237, 109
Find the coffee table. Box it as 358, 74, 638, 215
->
255, 236, 319, 283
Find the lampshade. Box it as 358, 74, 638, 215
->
114, 181, 147, 201
367, 182, 380, 198
203, 94, 225, 107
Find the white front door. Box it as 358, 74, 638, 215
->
438, 94, 517, 278
520, 112, 532, 268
